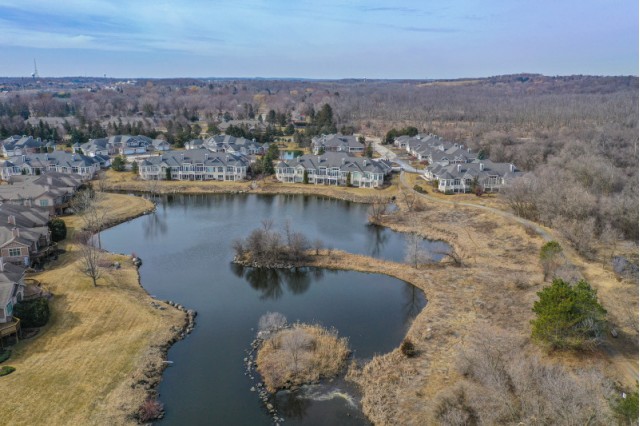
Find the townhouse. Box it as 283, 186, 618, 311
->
185, 135, 266, 156
74, 135, 170, 157
0, 173, 82, 214
0, 262, 26, 327
139, 149, 249, 181
2, 135, 53, 157
276, 151, 391, 188
311, 134, 365, 155
0, 151, 105, 180
424, 159, 522, 193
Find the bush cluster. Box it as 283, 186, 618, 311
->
14, 298, 50, 328
0, 366, 15, 377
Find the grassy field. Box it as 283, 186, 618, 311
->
0, 193, 185, 425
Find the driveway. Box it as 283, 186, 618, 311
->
372, 140, 420, 173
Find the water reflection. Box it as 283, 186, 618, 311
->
365, 224, 389, 258
231, 265, 322, 300
402, 283, 427, 324
142, 209, 168, 239
274, 390, 312, 420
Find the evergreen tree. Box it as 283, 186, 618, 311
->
531, 278, 607, 349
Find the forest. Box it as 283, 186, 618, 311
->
0, 73, 637, 241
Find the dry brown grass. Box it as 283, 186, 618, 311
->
0, 193, 184, 426
256, 323, 349, 392
101, 170, 402, 203
305, 186, 637, 425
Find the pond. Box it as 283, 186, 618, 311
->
100, 194, 446, 425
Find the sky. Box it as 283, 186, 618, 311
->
0, 0, 637, 79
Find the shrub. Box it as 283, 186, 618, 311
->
137, 397, 164, 422
0, 366, 15, 376
0, 349, 10, 363
14, 298, 50, 328
413, 184, 426, 194
48, 218, 67, 242
612, 383, 639, 424
540, 240, 563, 280
531, 278, 607, 349
400, 338, 417, 357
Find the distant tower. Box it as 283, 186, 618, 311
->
31, 59, 39, 79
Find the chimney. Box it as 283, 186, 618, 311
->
317, 156, 322, 163
479, 163, 484, 171
7, 215, 15, 225
72, 154, 76, 161
363, 160, 367, 167
457, 164, 461, 173
45, 185, 50, 192
0, 257, 4, 272
510, 164, 515, 172
204, 153, 209, 160
47, 176, 52, 185
12, 227, 19, 238
342, 158, 346, 165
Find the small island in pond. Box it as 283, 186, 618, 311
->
255, 313, 350, 393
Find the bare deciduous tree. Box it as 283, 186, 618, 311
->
258, 312, 287, 333
77, 238, 102, 287
281, 327, 313, 373
405, 233, 429, 268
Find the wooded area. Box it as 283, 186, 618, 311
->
0, 74, 637, 240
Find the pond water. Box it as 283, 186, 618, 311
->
100, 194, 445, 425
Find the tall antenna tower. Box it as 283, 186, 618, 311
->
31, 59, 39, 79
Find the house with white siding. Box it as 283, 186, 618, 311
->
311, 134, 365, 155
0, 151, 104, 180
276, 152, 391, 188
424, 159, 522, 193
139, 149, 249, 181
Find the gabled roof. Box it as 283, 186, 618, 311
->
278, 151, 388, 174
141, 150, 249, 168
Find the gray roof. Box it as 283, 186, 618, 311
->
311, 134, 364, 150
427, 159, 522, 181
2, 136, 47, 152
277, 151, 389, 174
141, 150, 249, 168
187, 135, 265, 153
0, 263, 25, 307
0, 204, 50, 228
4, 151, 101, 169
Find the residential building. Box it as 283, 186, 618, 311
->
0, 151, 105, 180
276, 152, 391, 188
0, 262, 25, 326
0, 225, 51, 266
0, 173, 81, 214
74, 135, 170, 157
424, 159, 522, 193
185, 135, 266, 156
139, 150, 249, 181
2, 135, 50, 157
311, 134, 365, 155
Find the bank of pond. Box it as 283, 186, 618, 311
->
100, 193, 448, 424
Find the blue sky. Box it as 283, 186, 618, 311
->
0, 0, 637, 78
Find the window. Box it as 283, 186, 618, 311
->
39, 200, 49, 207
8, 248, 21, 257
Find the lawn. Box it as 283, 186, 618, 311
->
0, 193, 184, 425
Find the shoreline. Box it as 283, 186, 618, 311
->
3, 181, 634, 425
